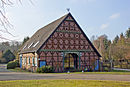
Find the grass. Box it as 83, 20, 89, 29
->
73, 71, 130, 75
111, 70, 130, 72
0, 80, 130, 87
8, 68, 130, 75
8, 68, 32, 73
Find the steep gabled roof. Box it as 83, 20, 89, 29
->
19, 13, 101, 57
20, 13, 69, 53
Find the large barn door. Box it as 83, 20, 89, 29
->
64, 53, 78, 71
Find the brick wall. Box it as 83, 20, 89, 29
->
21, 53, 38, 72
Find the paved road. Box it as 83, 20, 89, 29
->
0, 64, 130, 81
0, 64, 10, 72
0, 72, 130, 81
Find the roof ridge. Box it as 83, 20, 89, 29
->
20, 13, 69, 53
39, 13, 69, 31
39, 13, 69, 41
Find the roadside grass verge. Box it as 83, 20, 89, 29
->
73, 71, 130, 75
8, 68, 130, 75
8, 67, 32, 73
111, 70, 130, 72
0, 79, 130, 87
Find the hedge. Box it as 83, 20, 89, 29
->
7, 60, 19, 69
36, 66, 54, 73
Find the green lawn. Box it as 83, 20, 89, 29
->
0, 80, 130, 87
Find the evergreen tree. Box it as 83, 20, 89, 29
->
22, 36, 30, 45
119, 33, 125, 45
113, 35, 119, 44
120, 33, 124, 39
125, 28, 130, 38
2, 49, 15, 62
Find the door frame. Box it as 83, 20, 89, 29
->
63, 52, 79, 71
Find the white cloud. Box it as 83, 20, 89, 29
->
100, 23, 109, 29
109, 13, 120, 19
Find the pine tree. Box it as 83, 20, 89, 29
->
2, 49, 15, 62
125, 28, 130, 38
22, 36, 30, 45
113, 35, 119, 44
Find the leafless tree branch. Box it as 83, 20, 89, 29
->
0, 0, 14, 41
0, 0, 33, 41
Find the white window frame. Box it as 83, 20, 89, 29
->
28, 42, 33, 48
25, 57, 27, 65
23, 57, 25, 65
33, 41, 39, 47
28, 57, 30, 65
32, 57, 34, 66
22, 58, 24, 65
35, 57, 37, 66
23, 45, 27, 49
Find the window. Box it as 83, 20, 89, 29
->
32, 57, 35, 66
33, 41, 39, 47
23, 57, 26, 65
28, 42, 34, 48
23, 45, 27, 49
22, 58, 24, 64
25, 57, 27, 65
35, 57, 37, 66
28, 57, 30, 65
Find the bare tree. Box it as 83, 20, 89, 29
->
0, 0, 14, 40
0, 0, 32, 41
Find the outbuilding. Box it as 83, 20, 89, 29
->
19, 13, 101, 72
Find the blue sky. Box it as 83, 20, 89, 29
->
0, 0, 130, 42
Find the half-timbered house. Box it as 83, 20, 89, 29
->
19, 13, 101, 72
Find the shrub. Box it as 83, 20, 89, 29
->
7, 60, 19, 69
7, 61, 16, 69
14, 60, 20, 67
36, 67, 41, 73
40, 66, 46, 73
46, 66, 54, 73
36, 66, 54, 73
